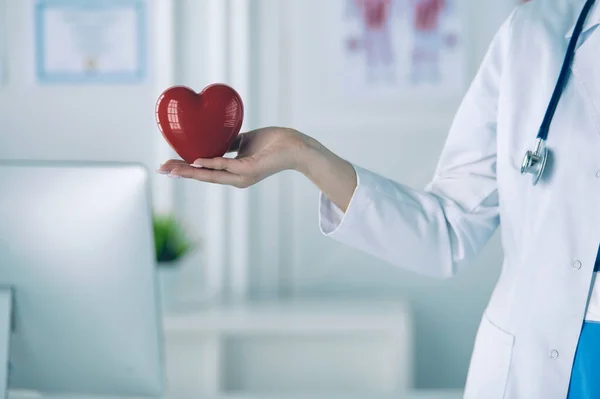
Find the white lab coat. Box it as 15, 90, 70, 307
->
319, 0, 600, 398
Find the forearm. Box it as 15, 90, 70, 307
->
294, 135, 461, 278
295, 136, 357, 212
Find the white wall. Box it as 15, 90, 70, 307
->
248, 0, 517, 389
0, 0, 158, 169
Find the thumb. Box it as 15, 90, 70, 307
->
226, 133, 245, 153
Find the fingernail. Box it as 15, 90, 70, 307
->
168, 173, 182, 179
156, 169, 170, 174
191, 163, 203, 169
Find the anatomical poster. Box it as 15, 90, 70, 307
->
342, 0, 465, 97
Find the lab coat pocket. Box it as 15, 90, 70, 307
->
464, 313, 515, 399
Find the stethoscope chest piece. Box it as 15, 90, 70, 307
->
520, 138, 548, 186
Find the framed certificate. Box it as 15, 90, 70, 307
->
34, 0, 148, 84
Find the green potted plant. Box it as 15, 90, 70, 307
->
153, 214, 196, 309
153, 214, 194, 266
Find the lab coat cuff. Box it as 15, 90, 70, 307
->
319, 164, 372, 236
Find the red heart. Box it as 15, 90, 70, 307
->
155, 84, 244, 164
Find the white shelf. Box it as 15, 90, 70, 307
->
161, 300, 414, 398
163, 299, 411, 334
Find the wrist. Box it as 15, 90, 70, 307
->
293, 134, 327, 178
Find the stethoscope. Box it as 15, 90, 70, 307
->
521, 0, 596, 185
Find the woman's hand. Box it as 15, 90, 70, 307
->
157, 126, 357, 211
157, 127, 308, 188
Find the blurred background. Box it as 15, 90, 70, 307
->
0, 0, 526, 398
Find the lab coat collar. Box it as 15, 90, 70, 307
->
568, 0, 600, 133
565, 1, 600, 38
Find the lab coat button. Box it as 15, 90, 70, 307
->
573, 260, 582, 270
596, 170, 600, 178
550, 350, 559, 359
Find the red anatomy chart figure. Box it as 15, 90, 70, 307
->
347, 0, 455, 86
347, 0, 396, 83
409, 0, 449, 84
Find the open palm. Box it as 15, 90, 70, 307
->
157, 127, 307, 188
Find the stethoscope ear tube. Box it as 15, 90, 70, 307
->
520, 0, 595, 185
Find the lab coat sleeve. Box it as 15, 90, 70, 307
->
319, 11, 516, 278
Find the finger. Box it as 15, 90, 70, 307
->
194, 157, 255, 176
170, 166, 245, 186
156, 159, 188, 174
190, 157, 237, 171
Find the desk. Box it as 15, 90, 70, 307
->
205, 393, 464, 399
8, 390, 464, 399
185, 393, 464, 399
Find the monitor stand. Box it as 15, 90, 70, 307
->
0, 288, 12, 399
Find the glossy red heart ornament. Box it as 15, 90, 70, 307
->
155, 84, 244, 164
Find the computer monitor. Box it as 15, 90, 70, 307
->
0, 161, 164, 398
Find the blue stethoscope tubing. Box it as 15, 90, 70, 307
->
521, 0, 596, 185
